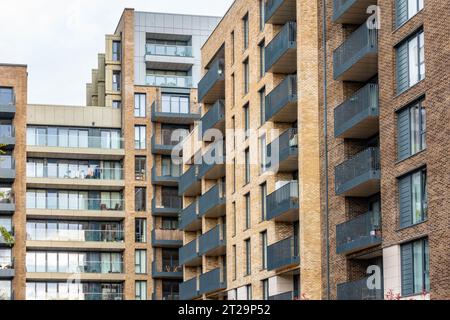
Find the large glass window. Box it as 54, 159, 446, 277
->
135, 187, 146, 212
408, 31, 425, 86
134, 125, 146, 150
135, 250, 147, 274
112, 41, 121, 61
0, 87, 14, 106
112, 71, 121, 92
161, 95, 189, 114
401, 238, 429, 296
135, 281, 147, 300
0, 281, 11, 300
135, 218, 147, 243
411, 169, 427, 224
134, 93, 146, 117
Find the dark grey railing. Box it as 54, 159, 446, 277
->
179, 238, 199, 265
180, 276, 199, 300
265, 75, 297, 122
268, 290, 299, 300
199, 224, 226, 255
201, 100, 225, 138
265, 21, 296, 72
337, 277, 383, 300
152, 261, 183, 278
333, 22, 378, 79
179, 201, 199, 230
199, 267, 227, 295
336, 210, 382, 254
198, 58, 225, 103
266, 181, 299, 221
179, 165, 200, 196
334, 147, 380, 195
267, 236, 299, 271
267, 127, 298, 168
334, 83, 379, 138
198, 182, 226, 217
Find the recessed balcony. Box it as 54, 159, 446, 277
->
0, 125, 15, 150
333, 0, 378, 24
264, 0, 296, 25
333, 22, 378, 82
0, 157, 15, 183
151, 261, 183, 279
146, 74, 193, 88
268, 290, 299, 300
265, 22, 297, 74
201, 100, 225, 140
337, 277, 384, 300
267, 236, 299, 271
180, 276, 201, 300
179, 238, 201, 267
198, 224, 226, 256
198, 143, 225, 179
151, 100, 201, 125
179, 165, 201, 197
334, 147, 380, 197
0, 89, 16, 119
151, 165, 180, 187
198, 58, 225, 104
151, 196, 181, 217
199, 267, 226, 295
266, 128, 298, 172
145, 43, 195, 72
336, 210, 382, 255
265, 75, 297, 123
199, 183, 226, 218
151, 135, 178, 155
179, 201, 201, 232
0, 258, 14, 279
266, 181, 299, 222
151, 229, 183, 248
334, 83, 379, 139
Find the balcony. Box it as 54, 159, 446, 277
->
151, 261, 183, 279
334, 83, 379, 139
268, 291, 299, 300
0, 90, 15, 119
199, 183, 226, 218
198, 58, 225, 104
146, 43, 193, 58
145, 43, 194, 72
337, 277, 383, 300
151, 135, 177, 155
267, 128, 298, 172
180, 276, 201, 300
0, 157, 15, 183
266, 181, 299, 222
179, 201, 201, 231
179, 238, 201, 267
0, 196, 15, 214
267, 236, 299, 271
179, 165, 201, 197
335, 147, 380, 197
333, 22, 378, 82
199, 224, 226, 256
265, 22, 297, 74
0, 258, 14, 279
146, 74, 193, 88
198, 143, 225, 179
152, 197, 181, 217
151, 165, 180, 187
265, 75, 297, 123
336, 210, 382, 255
265, 0, 296, 25
0, 125, 15, 149
199, 267, 226, 295
151, 229, 183, 248
151, 100, 201, 124
26, 228, 124, 243
201, 100, 225, 140
333, 0, 378, 24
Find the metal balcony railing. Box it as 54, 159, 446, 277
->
337, 277, 384, 300
198, 182, 226, 218
201, 99, 225, 138
265, 74, 297, 123
180, 276, 200, 300
199, 224, 226, 256
266, 181, 299, 221
198, 58, 225, 103
179, 165, 201, 196
267, 236, 299, 271
199, 267, 227, 295
265, 21, 297, 73
146, 74, 193, 88
179, 238, 200, 266
266, 127, 298, 171
179, 201, 200, 231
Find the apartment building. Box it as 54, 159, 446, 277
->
0, 9, 220, 300
178, 0, 322, 300
320, 0, 450, 300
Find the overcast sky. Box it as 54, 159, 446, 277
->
0, 0, 233, 105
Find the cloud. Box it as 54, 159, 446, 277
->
0, 0, 232, 105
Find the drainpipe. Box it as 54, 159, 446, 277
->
322, 0, 331, 300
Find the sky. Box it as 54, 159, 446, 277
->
0, 0, 233, 105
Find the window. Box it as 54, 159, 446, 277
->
396, 30, 425, 93
135, 218, 147, 243
134, 125, 146, 149
232, 245, 237, 280
246, 284, 252, 300
243, 59, 249, 95
0, 87, 14, 106
0, 281, 11, 300
135, 187, 147, 212
135, 250, 147, 274
244, 103, 250, 138
245, 148, 250, 184
397, 99, 426, 160
259, 41, 265, 78
231, 73, 236, 106
162, 217, 179, 230
262, 279, 269, 300
401, 238, 429, 296
233, 157, 237, 193
261, 230, 267, 270
243, 13, 249, 50
162, 187, 181, 209
134, 93, 146, 117
162, 280, 180, 300
245, 238, 251, 276
231, 31, 235, 65
398, 168, 427, 228
135, 281, 147, 300
232, 202, 237, 237
259, 0, 265, 31
0, 249, 12, 269
112, 41, 121, 61
396, 0, 424, 27
259, 87, 266, 125
259, 134, 267, 173
135, 156, 146, 180
112, 100, 121, 109
161, 94, 190, 114
112, 71, 121, 92
260, 182, 268, 220
245, 193, 251, 230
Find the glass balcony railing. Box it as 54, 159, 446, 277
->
151, 100, 201, 123
0, 125, 15, 145
146, 74, 193, 88
26, 291, 124, 301
26, 228, 124, 242
27, 134, 123, 150
27, 196, 124, 211
146, 43, 193, 57
26, 166, 124, 180
26, 260, 124, 274
0, 88, 15, 107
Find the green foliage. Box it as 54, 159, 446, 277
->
0, 226, 15, 247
